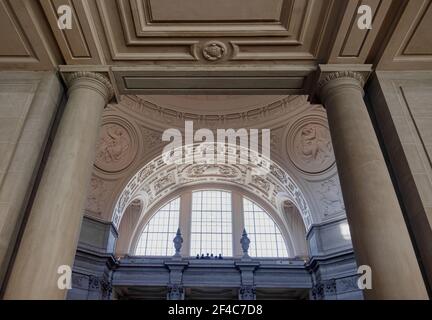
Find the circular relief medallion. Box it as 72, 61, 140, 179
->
202, 41, 227, 61
288, 119, 335, 174
95, 121, 137, 173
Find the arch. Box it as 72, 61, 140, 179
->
113, 143, 313, 232
127, 183, 297, 257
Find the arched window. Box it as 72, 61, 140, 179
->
133, 190, 293, 258
243, 198, 288, 258
135, 197, 180, 256
190, 190, 233, 256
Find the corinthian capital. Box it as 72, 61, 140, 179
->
65, 71, 115, 103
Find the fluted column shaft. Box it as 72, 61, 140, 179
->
4, 72, 113, 299
319, 72, 428, 299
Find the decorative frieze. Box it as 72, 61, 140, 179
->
119, 95, 309, 129
112, 144, 313, 230
311, 279, 337, 300
167, 284, 185, 300
239, 285, 256, 300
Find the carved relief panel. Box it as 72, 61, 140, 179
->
287, 115, 335, 174
94, 117, 138, 174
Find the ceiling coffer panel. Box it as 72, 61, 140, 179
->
0, 0, 62, 70
377, 0, 432, 70
1, 0, 430, 71
94, 0, 337, 63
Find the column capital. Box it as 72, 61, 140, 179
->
311, 64, 373, 104
318, 70, 367, 89
65, 71, 115, 103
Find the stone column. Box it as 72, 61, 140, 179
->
318, 70, 428, 299
4, 72, 114, 300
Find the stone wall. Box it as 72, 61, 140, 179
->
0, 71, 63, 288
368, 71, 432, 290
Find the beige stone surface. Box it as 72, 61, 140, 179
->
0, 0, 430, 300
89, 95, 345, 233
0, 72, 63, 287
369, 71, 432, 290
4, 72, 113, 300
320, 71, 428, 299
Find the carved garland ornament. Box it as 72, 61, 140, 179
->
112, 144, 313, 230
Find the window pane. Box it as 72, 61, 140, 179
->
190, 190, 233, 257
243, 198, 289, 258
135, 197, 180, 256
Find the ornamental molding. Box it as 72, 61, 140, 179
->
117, 95, 310, 129
65, 71, 115, 102
112, 144, 313, 231
318, 71, 366, 89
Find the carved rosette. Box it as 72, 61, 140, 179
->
94, 117, 138, 173
202, 41, 227, 61
287, 116, 335, 174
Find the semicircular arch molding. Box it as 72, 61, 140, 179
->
112, 144, 313, 232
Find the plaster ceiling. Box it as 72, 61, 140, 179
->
0, 0, 430, 94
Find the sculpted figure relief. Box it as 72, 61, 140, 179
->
289, 121, 335, 174
97, 125, 130, 163
85, 176, 106, 215
318, 178, 345, 217
95, 123, 134, 172
299, 125, 332, 164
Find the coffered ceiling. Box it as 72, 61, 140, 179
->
0, 0, 431, 92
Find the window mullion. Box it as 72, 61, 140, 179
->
179, 192, 192, 256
